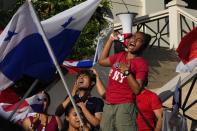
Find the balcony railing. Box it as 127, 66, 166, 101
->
114, 5, 197, 49
134, 10, 170, 48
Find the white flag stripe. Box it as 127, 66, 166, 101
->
42, 0, 101, 38
0, 73, 13, 91
0, 4, 38, 62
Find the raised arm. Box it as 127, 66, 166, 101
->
55, 83, 79, 116
91, 68, 106, 97
99, 31, 119, 67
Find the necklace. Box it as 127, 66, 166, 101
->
42, 115, 48, 131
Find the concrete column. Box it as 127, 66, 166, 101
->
166, 0, 188, 49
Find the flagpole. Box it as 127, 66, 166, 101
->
93, 26, 113, 65
8, 79, 39, 120
27, 0, 84, 126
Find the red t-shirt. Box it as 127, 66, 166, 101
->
106, 52, 148, 104
137, 89, 162, 131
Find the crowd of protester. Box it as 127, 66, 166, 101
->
0, 31, 163, 131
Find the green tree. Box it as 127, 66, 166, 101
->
0, 0, 110, 60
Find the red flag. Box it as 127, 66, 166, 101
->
176, 27, 197, 64
0, 88, 21, 104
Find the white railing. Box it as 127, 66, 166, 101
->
114, 10, 169, 30
114, 3, 197, 49
156, 69, 197, 102
134, 10, 169, 24
177, 7, 197, 23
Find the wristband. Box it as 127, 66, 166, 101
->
123, 70, 131, 76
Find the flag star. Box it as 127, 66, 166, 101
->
61, 17, 75, 28
4, 31, 17, 41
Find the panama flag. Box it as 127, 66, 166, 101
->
0, 0, 101, 91
0, 93, 45, 122
176, 27, 197, 72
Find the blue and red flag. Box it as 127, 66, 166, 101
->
62, 59, 93, 73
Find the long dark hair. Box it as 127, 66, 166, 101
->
43, 91, 51, 106
64, 103, 82, 130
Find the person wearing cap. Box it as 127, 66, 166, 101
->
55, 69, 104, 131
98, 31, 151, 131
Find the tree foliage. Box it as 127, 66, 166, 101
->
0, 0, 110, 60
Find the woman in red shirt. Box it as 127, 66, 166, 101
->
136, 89, 163, 131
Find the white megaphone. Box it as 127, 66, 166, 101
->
116, 12, 137, 47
